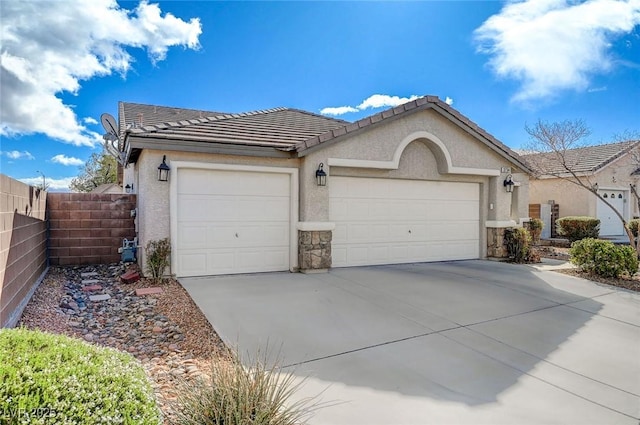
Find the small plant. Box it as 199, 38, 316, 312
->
627, 218, 640, 237
0, 328, 161, 425
172, 348, 323, 425
570, 238, 638, 278
505, 227, 532, 263
145, 238, 171, 284
525, 218, 544, 244
556, 216, 600, 242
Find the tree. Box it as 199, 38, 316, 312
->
69, 150, 117, 192
524, 119, 640, 255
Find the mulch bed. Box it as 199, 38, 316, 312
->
555, 268, 640, 292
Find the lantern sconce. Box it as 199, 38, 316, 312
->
503, 174, 515, 193
125, 183, 134, 194
158, 155, 170, 182
315, 163, 327, 186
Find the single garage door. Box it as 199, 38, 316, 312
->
176, 168, 291, 277
597, 190, 625, 236
330, 176, 479, 267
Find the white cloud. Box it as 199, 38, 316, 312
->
357, 94, 420, 110
587, 86, 608, 93
319, 106, 359, 115
474, 0, 640, 103
51, 154, 84, 166
83, 117, 99, 125
445, 96, 454, 106
321, 94, 421, 116
19, 176, 75, 191
3, 150, 34, 160
0, 0, 202, 147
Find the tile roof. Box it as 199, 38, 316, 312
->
123, 104, 347, 149
522, 141, 640, 176
119, 102, 223, 134
121, 96, 529, 172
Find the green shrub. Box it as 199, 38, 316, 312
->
627, 219, 640, 237
505, 227, 531, 263
525, 218, 544, 243
145, 238, 171, 284
172, 349, 321, 425
570, 238, 638, 278
0, 328, 161, 425
556, 216, 600, 242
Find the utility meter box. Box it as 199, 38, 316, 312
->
119, 237, 137, 263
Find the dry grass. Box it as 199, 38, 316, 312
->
171, 349, 323, 425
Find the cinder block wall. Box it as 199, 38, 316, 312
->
48, 193, 136, 266
0, 175, 48, 328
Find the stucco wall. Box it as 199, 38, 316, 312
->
300, 110, 529, 225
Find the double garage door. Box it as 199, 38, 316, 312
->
330, 177, 480, 267
175, 170, 480, 276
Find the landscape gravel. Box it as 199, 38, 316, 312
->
18, 263, 228, 422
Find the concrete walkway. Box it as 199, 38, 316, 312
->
180, 260, 640, 425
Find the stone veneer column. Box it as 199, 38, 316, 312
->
298, 230, 332, 273
486, 227, 509, 258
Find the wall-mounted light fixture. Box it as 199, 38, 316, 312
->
316, 163, 327, 186
125, 183, 133, 193
158, 155, 170, 182
503, 174, 514, 193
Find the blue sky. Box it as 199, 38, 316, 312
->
1, 0, 639, 191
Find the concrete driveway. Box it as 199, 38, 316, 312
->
180, 260, 640, 425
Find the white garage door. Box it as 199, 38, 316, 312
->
330, 177, 479, 267
176, 168, 290, 277
597, 190, 625, 236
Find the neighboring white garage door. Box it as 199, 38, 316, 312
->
330, 177, 479, 267
597, 190, 625, 236
176, 168, 291, 277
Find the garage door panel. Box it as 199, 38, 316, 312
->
236, 198, 289, 221
179, 225, 207, 248
179, 252, 207, 275
333, 223, 348, 243
235, 224, 289, 247
428, 221, 479, 241
429, 201, 480, 220
330, 177, 479, 267
176, 168, 291, 277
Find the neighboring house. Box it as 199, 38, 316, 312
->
119, 95, 531, 277
90, 183, 123, 194
523, 141, 640, 237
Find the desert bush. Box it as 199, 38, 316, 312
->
525, 218, 544, 244
145, 238, 171, 284
627, 218, 640, 237
0, 328, 161, 425
172, 349, 322, 425
505, 227, 531, 263
556, 216, 600, 242
570, 238, 638, 278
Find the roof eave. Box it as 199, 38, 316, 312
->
125, 134, 295, 163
